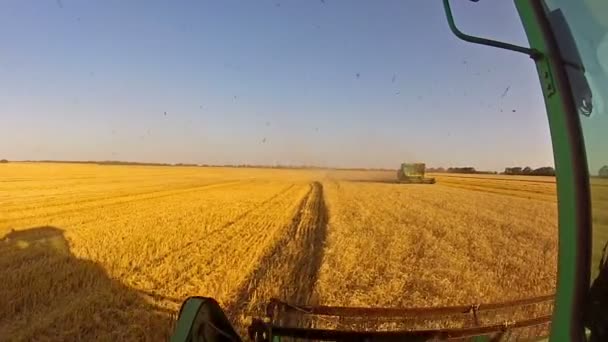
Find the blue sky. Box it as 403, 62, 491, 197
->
0, 0, 553, 170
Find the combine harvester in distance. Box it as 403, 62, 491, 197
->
396, 163, 436, 184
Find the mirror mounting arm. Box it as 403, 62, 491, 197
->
442, 0, 542, 59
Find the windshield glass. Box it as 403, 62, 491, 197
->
544, 0, 608, 337
0, 1, 559, 340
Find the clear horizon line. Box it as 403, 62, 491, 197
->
3, 158, 556, 173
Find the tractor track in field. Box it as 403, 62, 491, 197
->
226, 182, 328, 326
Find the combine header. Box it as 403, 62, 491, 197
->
171, 295, 555, 341
397, 163, 436, 184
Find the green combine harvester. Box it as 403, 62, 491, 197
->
397, 163, 436, 184
171, 0, 608, 341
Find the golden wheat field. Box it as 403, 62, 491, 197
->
0, 163, 560, 340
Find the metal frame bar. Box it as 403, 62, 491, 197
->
267, 295, 554, 318
514, 1, 592, 341
442, 0, 541, 58
252, 315, 552, 341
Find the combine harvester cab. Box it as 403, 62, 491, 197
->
397, 163, 436, 184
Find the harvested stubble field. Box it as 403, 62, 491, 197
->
1, 163, 560, 340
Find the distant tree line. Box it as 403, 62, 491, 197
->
0, 159, 8, 163
97, 160, 175, 166
172, 163, 199, 167
429, 165, 608, 177
19, 160, 339, 170
427, 165, 556, 176
501, 165, 608, 177
426, 166, 497, 174
27, 160, 181, 167
447, 167, 479, 174
503, 166, 555, 176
